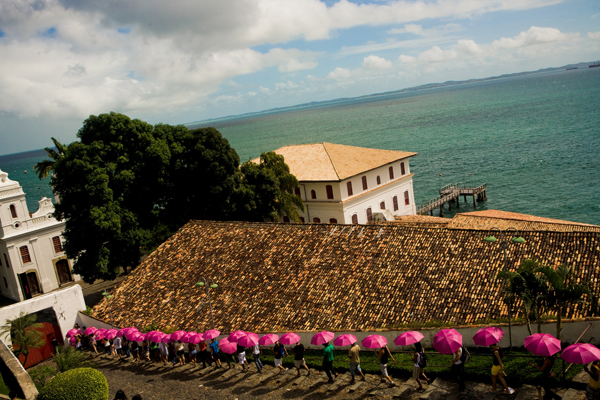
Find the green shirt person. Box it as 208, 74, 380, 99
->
323, 343, 335, 362
322, 342, 337, 383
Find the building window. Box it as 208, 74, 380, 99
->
3, 277, 7, 289
376, 176, 381, 185
294, 187, 301, 196
9, 205, 17, 219
347, 181, 353, 196
389, 166, 394, 179
313, 217, 321, 223
366, 207, 372, 222
311, 190, 316, 199
380, 201, 385, 210
326, 185, 334, 199
299, 217, 305, 223
3, 254, 9, 269
393, 196, 399, 211
400, 162, 406, 175
0, 255, 2, 267
20, 246, 31, 264
52, 236, 63, 253
404, 191, 410, 205
329, 218, 337, 224
283, 216, 290, 223
26, 272, 41, 295
351, 214, 358, 224
362, 176, 368, 191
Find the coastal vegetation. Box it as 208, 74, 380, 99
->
35, 112, 303, 283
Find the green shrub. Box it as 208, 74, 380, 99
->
29, 366, 56, 390
53, 346, 96, 372
37, 368, 108, 400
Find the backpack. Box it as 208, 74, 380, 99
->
460, 346, 470, 364
417, 351, 427, 368
280, 345, 286, 357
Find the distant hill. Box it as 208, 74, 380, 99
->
185, 60, 600, 129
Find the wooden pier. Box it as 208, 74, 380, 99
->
417, 183, 487, 217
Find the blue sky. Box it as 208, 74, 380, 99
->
0, 0, 599, 155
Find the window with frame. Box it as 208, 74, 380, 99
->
299, 217, 305, 223
351, 214, 358, 224
313, 217, 321, 223
380, 201, 385, 210
294, 187, 301, 196
52, 236, 63, 253
376, 176, 381, 185
329, 218, 337, 224
389, 166, 394, 179
311, 190, 316, 199
404, 191, 410, 205
347, 181, 353, 196
393, 196, 399, 211
366, 207, 372, 222
283, 216, 290, 223
326, 185, 334, 199
3, 254, 9, 269
400, 162, 406, 175
20, 246, 31, 264
362, 176, 368, 190
9, 205, 17, 219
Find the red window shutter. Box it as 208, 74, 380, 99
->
404, 191, 410, 205
362, 176, 368, 190
313, 217, 321, 223
20, 246, 31, 264
347, 181, 353, 196
351, 214, 358, 224
366, 208, 372, 222
52, 236, 63, 253
326, 185, 334, 199
400, 162, 406, 175
311, 190, 316, 199
294, 187, 301, 196
393, 196, 398, 211
389, 166, 394, 179
376, 176, 381, 185
380, 201, 385, 210
329, 218, 337, 224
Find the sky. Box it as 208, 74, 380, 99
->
0, 0, 599, 155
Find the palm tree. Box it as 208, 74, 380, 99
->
34, 137, 67, 180
0, 312, 46, 366
536, 264, 590, 341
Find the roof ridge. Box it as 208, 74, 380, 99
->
321, 143, 341, 180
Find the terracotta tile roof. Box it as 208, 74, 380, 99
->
389, 215, 451, 228
251, 143, 417, 181
447, 210, 600, 232
92, 220, 600, 333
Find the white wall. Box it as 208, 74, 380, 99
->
0, 285, 86, 347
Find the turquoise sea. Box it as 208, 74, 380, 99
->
2, 67, 599, 224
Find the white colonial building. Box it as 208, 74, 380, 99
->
0, 169, 78, 302
255, 143, 417, 224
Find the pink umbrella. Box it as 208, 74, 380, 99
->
69, 336, 76, 346
203, 329, 221, 340
394, 331, 424, 346
148, 332, 165, 343
129, 332, 144, 342
561, 343, 600, 364
187, 333, 204, 344
258, 334, 279, 346
84, 327, 98, 335
280, 332, 301, 345
524, 333, 561, 357
433, 329, 463, 355
362, 334, 388, 349
219, 338, 238, 354
159, 334, 173, 343
473, 327, 504, 347
170, 330, 186, 341
228, 330, 246, 342
238, 332, 258, 348
125, 330, 141, 341
311, 331, 335, 346
104, 329, 118, 340
180, 332, 196, 343
116, 328, 129, 337
333, 334, 357, 347
95, 332, 105, 341
66, 328, 80, 337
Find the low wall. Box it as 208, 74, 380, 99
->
76, 312, 114, 331
0, 341, 38, 400
0, 285, 86, 348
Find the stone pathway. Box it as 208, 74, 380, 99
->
87, 351, 589, 400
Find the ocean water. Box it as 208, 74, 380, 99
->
2, 68, 599, 225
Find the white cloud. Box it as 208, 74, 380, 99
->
588, 31, 600, 40
362, 55, 392, 69
493, 26, 579, 48
328, 67, 351, 79
398, 54, 417, 63
275, 81, 299, 90
387, 23, 464, 37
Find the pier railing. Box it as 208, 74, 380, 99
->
417, 183, 487, 215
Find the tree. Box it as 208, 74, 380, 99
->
34, 137, 67, 180
536, 264, 590, 341
0, 312, 46, 366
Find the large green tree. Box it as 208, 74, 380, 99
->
1, 312, 45, 366
42, 112, 302, 282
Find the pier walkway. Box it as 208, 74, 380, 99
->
417, 183, 487, 217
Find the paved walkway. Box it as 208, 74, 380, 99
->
88, 351, 588, 400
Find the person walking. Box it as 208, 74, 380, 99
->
449, 346, 465, 391
273, 341, 288, 374
198, 339, 211, 368
252, 342, 263, 373
583, 359, 600, 400
130, 340, 140, 362
411, 342, 430, 391
237, 344, 250, 372
530, 356, 562, 400
209, 338, 222, 369
323, 341, 337, 383
188, 343, 197, 367
348, 341, 365, 384
114, 336, 122, 359
489, 343, 510, 394
158, 341, 168, 365
376, 344, 396, 387
175, 340, 186, 366
292, 341, 310, 376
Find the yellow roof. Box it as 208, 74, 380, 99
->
251, 143, 416, 181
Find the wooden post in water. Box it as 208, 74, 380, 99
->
473, 195, 476, 208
